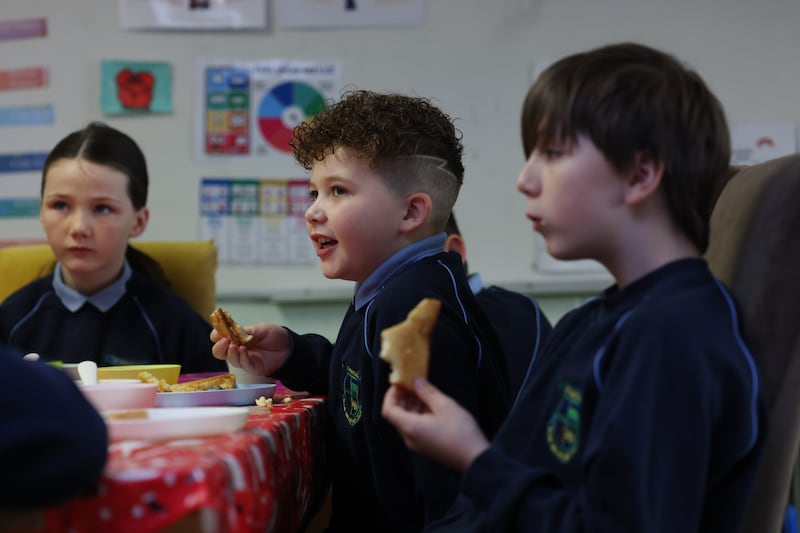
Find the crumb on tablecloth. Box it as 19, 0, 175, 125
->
255, 396, 273, 409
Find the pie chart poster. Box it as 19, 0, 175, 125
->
196, 59, 341, 161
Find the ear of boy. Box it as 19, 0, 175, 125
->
400, 192, 433, 235
624, 151, 664, 206
444, 234, 468, 265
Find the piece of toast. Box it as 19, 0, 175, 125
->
137, 371, 236, 392
210, 307, 253, 346
379, 298, 441, 390
168, 373, 236, 392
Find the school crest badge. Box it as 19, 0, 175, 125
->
342, 364, 363, 425
546, 382, 582, 463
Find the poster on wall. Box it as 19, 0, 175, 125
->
0, 152, 47, 218
199, 177, 315, 265
0, 105, 53, 126
275, 0, 425, 29
0, 67, 49, 91
119, 0, 267, 30
730, 122, 799, 166
0, 17, 47, 41
101, 60, 173, 115
195, 59, 341, 161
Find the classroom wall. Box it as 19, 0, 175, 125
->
2, 0, 799, 334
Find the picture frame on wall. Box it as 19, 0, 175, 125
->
119, 0, 267, 30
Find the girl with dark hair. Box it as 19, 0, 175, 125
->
0, 122, 225, 373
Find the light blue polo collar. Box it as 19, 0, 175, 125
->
53, 260, 132, 312
467, 272, 484, 295
354, 233, 446, 311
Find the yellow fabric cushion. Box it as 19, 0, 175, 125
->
0, 240, 217, 319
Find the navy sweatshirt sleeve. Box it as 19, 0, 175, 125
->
276, 328, 335, 395
1, 346, 108, 509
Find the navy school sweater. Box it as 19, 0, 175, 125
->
0, 272, 225, 373
473, 282, 553, 398
276, 247, 511, 532
427, 258, 767, 533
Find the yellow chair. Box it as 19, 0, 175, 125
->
0, 240, 218, 319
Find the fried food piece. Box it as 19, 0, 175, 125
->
379, 298, 441, 390
137, 371, 235, 392
210, 307, 253, 346
137, 371, 171, 392
169, 373, 236, 392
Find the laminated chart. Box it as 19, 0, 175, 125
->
199, 177, 315, 265
197, 60, 340, 161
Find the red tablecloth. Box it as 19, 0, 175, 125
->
8, 393, 329, 533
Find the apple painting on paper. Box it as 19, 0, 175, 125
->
115, 68, 155, 110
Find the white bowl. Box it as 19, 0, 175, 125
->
78, 381, 158, 412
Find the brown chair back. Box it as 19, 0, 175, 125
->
706, 153, 800, 533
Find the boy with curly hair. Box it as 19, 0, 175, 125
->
212, 90, 511, 531
382, 43, 767, 532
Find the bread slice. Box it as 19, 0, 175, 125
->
379, 298, 441, 390
168, 373, 236, 392
210, 307, 253, 346
138, 371, 236, 392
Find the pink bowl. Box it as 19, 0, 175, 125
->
78, 381, 158, 411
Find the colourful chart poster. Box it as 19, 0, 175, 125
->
196, 59, 341, 161
199, 177, 314, 265
0, 151, 47, 219
101, 60, 173, 115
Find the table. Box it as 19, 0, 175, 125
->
1, 391, 330, 533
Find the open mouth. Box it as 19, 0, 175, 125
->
317, 237, 337, 249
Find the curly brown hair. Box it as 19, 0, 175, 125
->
290, 90, 465, 231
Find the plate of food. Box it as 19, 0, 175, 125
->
155, 383, 277, 407
142, 372, 276, 407
103, 406, 249, 442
